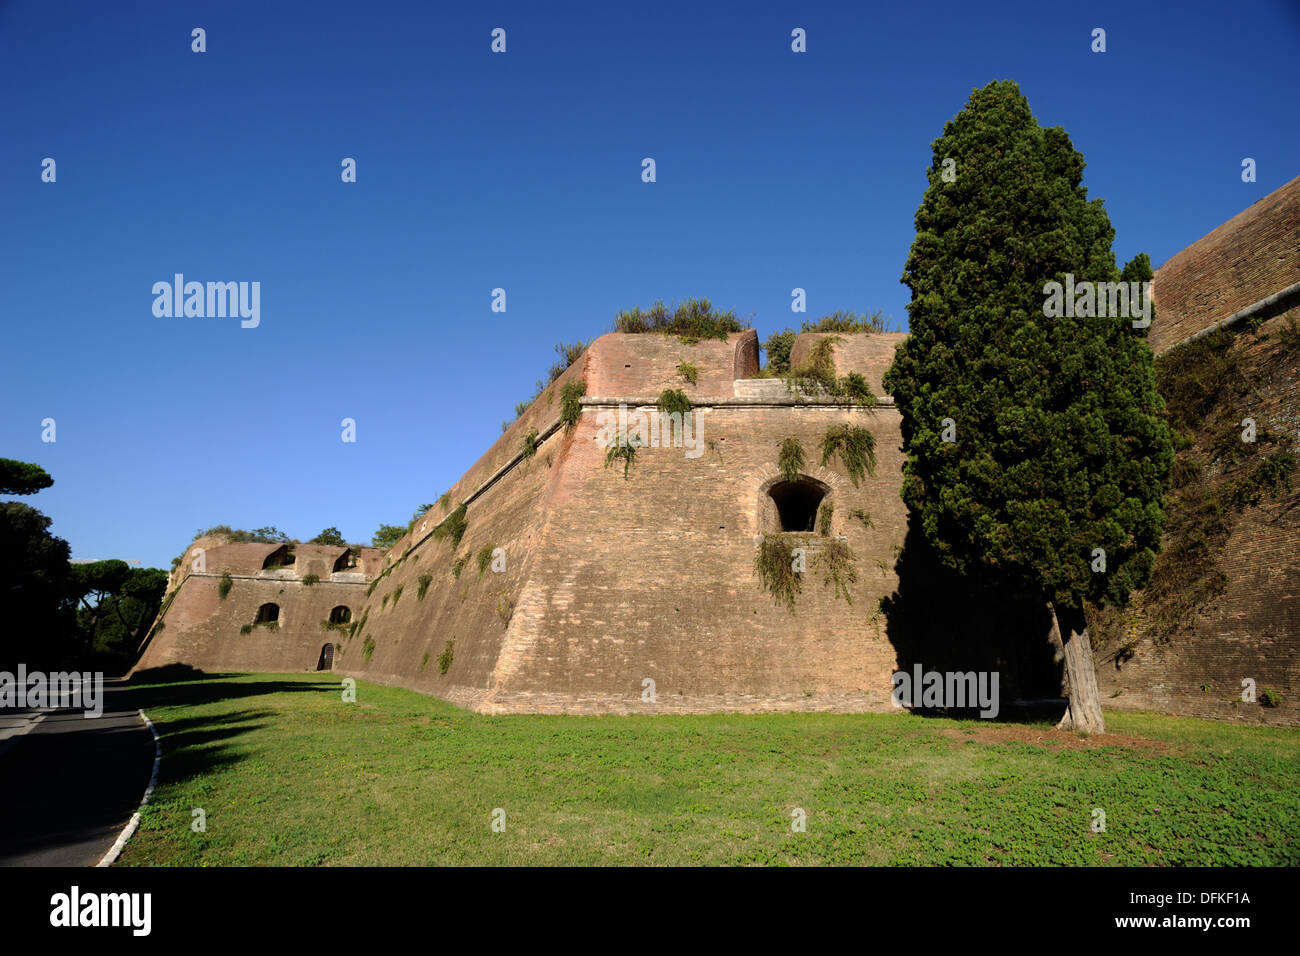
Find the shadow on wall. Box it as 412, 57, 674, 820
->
879, 515, 1064, 720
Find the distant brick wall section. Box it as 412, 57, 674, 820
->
584, 331, 758, 398
133, 573, 366, 674
788, 332, 908, 397
1150, 175, 1300, 353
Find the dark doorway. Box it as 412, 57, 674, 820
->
329, 605, 351, 625
769, 478, 827, 532
317, 643, 335, 671
255, 603, 280, 624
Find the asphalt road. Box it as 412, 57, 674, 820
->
0, 679, 156, 866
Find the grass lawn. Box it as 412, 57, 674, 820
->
119, 673, 1300, 866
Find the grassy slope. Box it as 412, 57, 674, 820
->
119, 674, 1300, 866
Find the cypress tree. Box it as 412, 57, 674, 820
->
883, 80, 1173, 733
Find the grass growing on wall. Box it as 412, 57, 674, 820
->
1092, 322, 1298, 653
362, 636, 376, 664
118, 675, 1300, 866
218, 574, 233, 600
476, 544, 496, 579
560, 380, 586, 432
417, 573, 432, 600
755, 533, 804, 612
614, 298, 747, 344
437, 639, 455, 675
676, 360, 699, 385
657, 388, 691, 417
821, 424, 878, 486
451, 557, 467, 579
605, 440, 637, 479
818, 538, 857, 603
783, 336, 877, 405
521, 429, 540, 461
778, 438, 806, 483
391, 585, 404, 607
302, 573, 320, 587
432, 504, 468, 549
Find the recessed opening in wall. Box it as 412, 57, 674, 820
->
769, 479, 827, 532
262, 545, 295, 570
255, 602, 280, 624
332, 549, 358, 573
329, 605, 351, 625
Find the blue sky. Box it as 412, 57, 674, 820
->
2, 0, 1297, 568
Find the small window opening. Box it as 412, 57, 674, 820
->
769, 479, 827, 532
255, 602, 280, 624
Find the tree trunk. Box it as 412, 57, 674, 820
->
1051, 602, 1106, 734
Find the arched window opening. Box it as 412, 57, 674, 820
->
329, 605, 351, 625
769, 479, 827, 532
255, 602, 280, 624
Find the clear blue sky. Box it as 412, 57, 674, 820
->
2, 0, 1297, 568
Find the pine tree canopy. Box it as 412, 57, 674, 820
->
882, 79, 1174, 612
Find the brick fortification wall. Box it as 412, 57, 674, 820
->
1092, 176, 1300, 726
136, 179, 1298, 725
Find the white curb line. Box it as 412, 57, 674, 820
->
96, 709, 161, 867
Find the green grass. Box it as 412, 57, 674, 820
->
119, 674, 1300, 866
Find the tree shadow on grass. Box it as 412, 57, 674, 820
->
126, 665, 339, 713
879, 514, 1066, 724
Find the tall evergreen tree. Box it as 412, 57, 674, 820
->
883, 80, 1173, 733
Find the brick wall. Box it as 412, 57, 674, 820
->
1150, 174, 1300, 353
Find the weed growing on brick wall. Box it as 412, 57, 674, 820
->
762, 330, 796, 374
521, 429, 540, 461
391, 585, 404, 607
432, 503, 468, 549
614, 298, 748, 343
419, 651, 430, 673
437, 639, 455, 674
560, 380, 586, 432
778, 438, 806, 483
605, 439, 637, 478
362, 636, 376, 664
239, 623, 252, 635
801, 310, 890, 334
784, 336, 877, 405
818, 538, 857, 603
1093, 326, 1297, 651
302, 573, 320, 587
381, 593, 390, 609
1260, 686, 1283, 708
755, 533, 804, 612
657, 388, 691, 417
218, 573, 233, 600
821, 424, 877, 486
496, 597, 514, 626
850, 508, 873, 529
676, 360, 699, 385
476, 544, 496, 579
438, 492, 452, 512
819, 502, 834, 536
451, 556, 467, 579
417, 573, 432, 600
